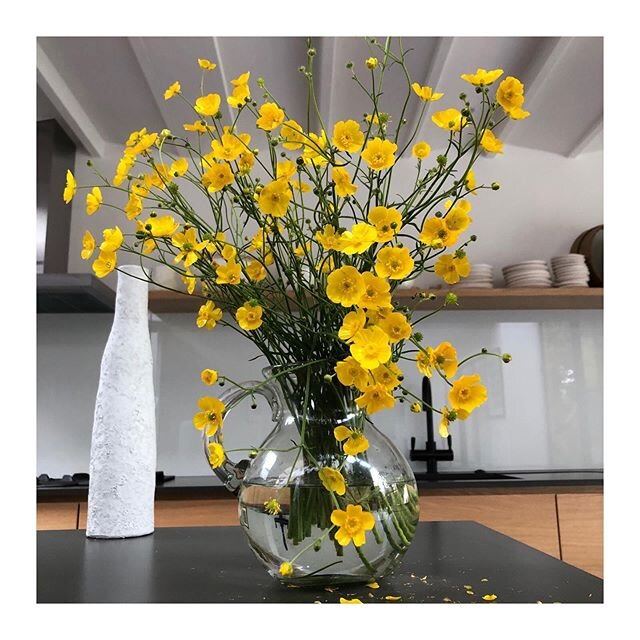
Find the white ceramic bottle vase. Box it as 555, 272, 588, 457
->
86, 265, 156, 538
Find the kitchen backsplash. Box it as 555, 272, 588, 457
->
37, 309, 602, 479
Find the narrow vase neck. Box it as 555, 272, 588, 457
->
114, 265, 149, 321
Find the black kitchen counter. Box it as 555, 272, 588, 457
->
37, 522, 603, 603
37, 469, 603, 501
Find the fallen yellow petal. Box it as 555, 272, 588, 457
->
340, 597, 363, 604
466, 590, 475, 595
464, 584, 473, 589
482, 594, 498, 601
366, 581, 380, 589
481, 578, 489, 582
385, 595, 402, 601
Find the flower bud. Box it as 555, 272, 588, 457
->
475, 86, 482, 94
308, 48, 316, 57
149, 212, 157, 218
437, 154, 447, 167
346, 62, 353, 69
249, 448, 259, 459
410, 402, 422, 413
86, 159, 93, 167
445, 292, 458, 306
459, 92, 467, 101
298, 66, 306, 73
413, 332, 424, 342
481, 347, 488, 353
502, 353, 512, 363
160, 128, 171, 138
366, 57, 378, 69
256, 77, 265, 87
470, 234, 477, 241
491, 182, 500, 190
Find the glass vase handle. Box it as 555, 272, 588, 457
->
203, 380, 282, 494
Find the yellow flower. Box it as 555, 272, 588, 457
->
507, 106, 531, 120
416, 347, 435, 377
123, 193, 143, 220
207, 442, 225, 468
365, 57, 378, 69
419, 218, 461, 249
196, 300, 223, 330
236, 303, 263, 330
375, 246, 414, 280
256, 102, 285, 131
182, 269, 197, 294
449, 374, 488, 413
340, 223, 378, 255
231, 71, 250, 86
350, 326, 392, 370
291, 180, 311, 192
315, 225, 344, 252
434, 253, 472, 284
361, 137, 397, 171
228, 82, 251, 108
339, 598, 363, 604
331, 503, 375, 546
412, 141, 432, 160
364, 113, 380, 125
465, 169, 477, 194
367, 206, 402, 242
280, 119, 305, 150
211, 127, 251, 162
198, 58, 217, 71
246, 259, 267, 282
137, 215, 179, 254
358, 272, 391, 311
432, 108, 467, 132
85, 187, 102, 215
168, 158, 188, 178
63, 170, 76, 203
332, 166, 357, 198
496, 76, 525, 114
433, 341, 458, 378
326, 266, 366, 307
302, 131, 329, 166
195, 93, 222, 117
334, 357, 370, 392
216, 259, 242, 285
99, 226, 124, 253
258, 178, 292, 217
113, 155, 135, 186
164, 81, 181, 100
334, 426, 370, 456
81, 231, 95, 260
318, 468, 346, 496
480, 129, 504, 154
412, 83, 444, 102
372, 361, 403, 390
126, 131, 158, 156
172, 228, 208, 267
276, 159, 297, 180
264, 499, 282, 515
193, 396, 226, 436
379, 312, 412, 343
332, 119, 364, 153
366, 306, 393, 324
279, 562, 293, 577
438, 406, 469, 438
201, 369, 219, 385
411, 402, 422, 413
238, 151, 255, 175
338, 308, 366, 343
460, 68, 503, 86
356, 383, 396, 414
92, 251, 117, 278
202, 162, 235, 193
183, 120, 214, 134
444, 200, 472, 232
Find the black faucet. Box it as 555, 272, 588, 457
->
409, 376, 454, 474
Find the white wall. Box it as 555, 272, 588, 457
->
37, 308, 603, 479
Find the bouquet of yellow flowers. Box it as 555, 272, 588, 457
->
66, 38, 527, 585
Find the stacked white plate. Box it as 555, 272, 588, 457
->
453, 263, 494, 288
550, 254, 590, 287
502, 260, 553, 288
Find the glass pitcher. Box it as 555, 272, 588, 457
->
203, 362, 419, 586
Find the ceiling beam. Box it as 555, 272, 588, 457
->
127, 38, 172, 131
567, 116, 603, 158
36, 43, 105, 157
498, 37, 570, 144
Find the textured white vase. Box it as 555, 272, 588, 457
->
86, 265, 156, 538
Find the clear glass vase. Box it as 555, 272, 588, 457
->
204, 362, 419, 586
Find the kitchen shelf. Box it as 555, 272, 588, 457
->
148, 287, 603, 314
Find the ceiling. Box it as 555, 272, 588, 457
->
36, 36, 603, 158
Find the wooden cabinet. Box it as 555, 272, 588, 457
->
556, 494, 603, 578
419, 493, 561, 559
37, 503, 79, 530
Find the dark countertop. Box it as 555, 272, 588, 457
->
37, 522, 603, 603
37, 469, 603, 501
